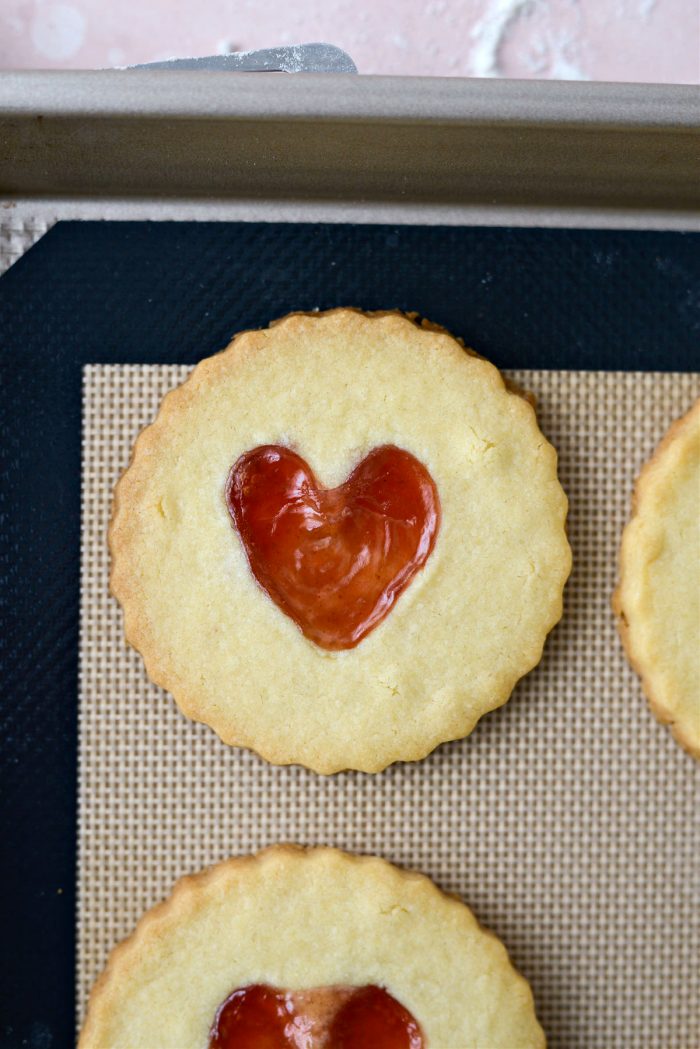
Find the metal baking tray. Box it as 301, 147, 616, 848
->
1, 71, 699, 230
1, 67, 699, 1049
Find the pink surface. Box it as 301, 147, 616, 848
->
1, 0, 699, 81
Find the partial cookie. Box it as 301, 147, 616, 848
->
110, 308, 571, 772
78, 846, 546, 1049
614, 397, 700, 758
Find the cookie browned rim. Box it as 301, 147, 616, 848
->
613, 397, 700, 759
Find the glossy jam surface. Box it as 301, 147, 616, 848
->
226, 445, 440, 650
208, 983, 424, 1049
328, 985, 424, 1049
208, 985, 291, 1049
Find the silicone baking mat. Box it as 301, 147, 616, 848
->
3, 219, 699, 1047
78, 364, 699, 1049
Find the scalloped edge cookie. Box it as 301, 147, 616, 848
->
109, 308, 571, 773
613, 397, 700, 759
78, 845, 546, 1049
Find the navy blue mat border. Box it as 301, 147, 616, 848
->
1, 220, 698, 1048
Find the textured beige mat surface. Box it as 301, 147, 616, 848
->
79, 365, 700, 1049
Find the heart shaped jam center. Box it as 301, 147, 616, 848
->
208, 983, 424, 1049
226, 445, 440, 650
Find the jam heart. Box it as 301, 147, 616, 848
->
208, 983, 424, 1049
226, 445, 440, 650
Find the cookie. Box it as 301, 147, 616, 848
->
110, 309, 571, 772
78, 846, 546, 1049
614, 397, 700, 758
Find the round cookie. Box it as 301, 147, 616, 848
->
110, 309, 571, 773
614, 397, 700, 759
78, 846, 546, 1049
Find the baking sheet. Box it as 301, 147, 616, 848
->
78, 364, 700, 1049
3, 76, 700, 226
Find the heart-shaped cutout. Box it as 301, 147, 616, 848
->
209, 983, 424, 1049
226, 444, 440, 650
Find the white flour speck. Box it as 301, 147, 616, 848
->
391, 32, 409, 49
468, 0, 590, 80
31, 3, 86, 60
468, 0, 536, 77
548, 48, 589, 79
617, 0, 657, 19
216, 39, 239, 55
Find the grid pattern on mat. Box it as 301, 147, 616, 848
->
78, 365, 700, 1049
0, 217, 52, 274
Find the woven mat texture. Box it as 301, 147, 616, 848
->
78, 365, 700, 1049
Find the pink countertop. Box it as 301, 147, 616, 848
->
2, 0, 699, 82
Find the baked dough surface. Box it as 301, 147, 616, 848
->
614, 398, 700, 758
110, 309, 571, 772
78, 846, 546, 1049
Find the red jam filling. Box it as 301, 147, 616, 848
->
328, 985, 424, 1048
226, 445, 440, 650
209, 985, 291, 1049
208, 983, 425, 1049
